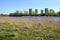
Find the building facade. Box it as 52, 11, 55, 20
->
29, 8, 32, 16
41, 9, 44, 14
50, 9, 55, 13
35, 9, 38, 14
45, 8, 49, 13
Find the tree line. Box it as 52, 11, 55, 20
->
0, 8, 60, 17
9, 11, 60, 16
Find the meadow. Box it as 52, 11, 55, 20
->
0, 18, 60, 40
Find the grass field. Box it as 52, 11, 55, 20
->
0, 18, 60, 40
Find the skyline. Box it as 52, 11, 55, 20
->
0, 0, 60, 14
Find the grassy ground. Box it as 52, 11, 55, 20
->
0, 18, 60, 40
0, 23, 60, 40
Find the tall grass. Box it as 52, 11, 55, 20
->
0, 23, 60, 40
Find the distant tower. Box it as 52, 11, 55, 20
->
35, 9, 38, 14
41, 9, 44, 14
50, 9, 55, 13
45, 8, 49, 13
29, 8, 32, 16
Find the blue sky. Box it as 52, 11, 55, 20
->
0, 0, 60, 14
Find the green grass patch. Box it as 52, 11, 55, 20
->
0, 23, 60, 40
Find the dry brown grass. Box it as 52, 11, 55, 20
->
0, 18, 60, 27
